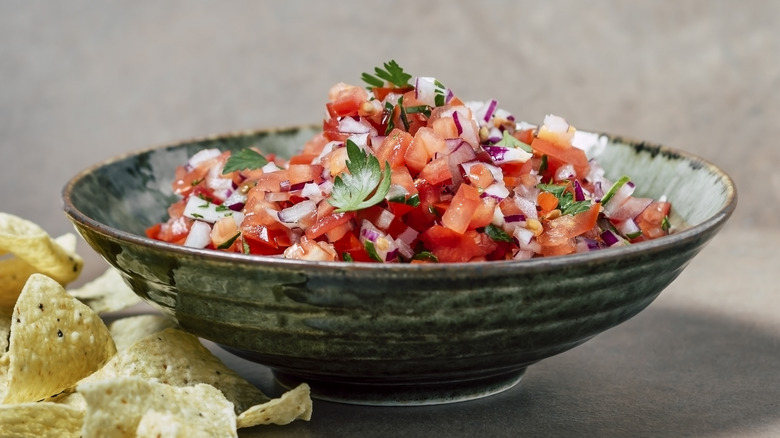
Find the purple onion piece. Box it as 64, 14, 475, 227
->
483, 99, 498, 123
504, 214, 526, 223
600, 230, 619, 246
574, 180, 585, 202
227, 202, 245, 212
452, 111, 463, 135
279, 180, 291, 192
385, 249, 399, 262
289, 182, 307, 192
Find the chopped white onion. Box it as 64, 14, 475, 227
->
182, 197, 236, 223
278, 200, 317, 224
183, 220, 212, 248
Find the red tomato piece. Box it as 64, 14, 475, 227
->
530, 137, 590, 179
419, 226, 497, 263
442, 184, 481, 234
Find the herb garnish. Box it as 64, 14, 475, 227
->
361, 60, 412, 89
484, 224, 513, 243
537, 183, 592, 216
495, 130, 533, 153
328, 140, 392, 212
222, 149, 269, 174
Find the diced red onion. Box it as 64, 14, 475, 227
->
289, 182, 307, 192
615, 218, 641, 237
504, 214, 526, 223
482, 145, 532, 164
600, 229, 620, 246
361, 227, 381, 243
573, 180, 585, 202
374, 208, 395, 230
385, 248, 399, 262
394, 237, 415, 259
452, 111, 464, 135
482, 100, 498, 123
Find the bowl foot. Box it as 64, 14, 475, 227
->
272, 368, 525, 406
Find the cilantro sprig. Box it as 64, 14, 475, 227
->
328, 140, 392, 212
537, 183, 592, 216
361, 60, 412, 89
222, 149, 269, 174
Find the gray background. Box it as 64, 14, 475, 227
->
2, 1, 779, 437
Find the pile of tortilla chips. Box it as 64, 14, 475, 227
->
0, 213, 312, 437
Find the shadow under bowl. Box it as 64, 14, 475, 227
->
62, 125, 737, 405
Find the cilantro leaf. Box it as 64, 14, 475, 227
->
222, 149, 269, 174
484, 224, 513, 243
537, 183, 592, 216
328, 140, 392, 212
495, 130, 533, 153
361, 60, 412, 89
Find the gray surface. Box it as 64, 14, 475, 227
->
2, 1, 778, 436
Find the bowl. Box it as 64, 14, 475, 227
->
62, 125, 737, 405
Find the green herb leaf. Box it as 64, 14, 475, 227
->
484, 224, 513, 243
363, 241, 383, 262
222, 149, 269, 174
495, 130, 533, 153
342, 252, 354, 262
600, 176, 631, 205
412, 251, 438, 262
328, 140, 392, 212
406, 105, 432, 118
661, 215, 671, 231
361, 60, 412, 89
537, 183, 592, 216
216, 232, 241, 249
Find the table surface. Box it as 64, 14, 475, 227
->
114, 225, 779, 438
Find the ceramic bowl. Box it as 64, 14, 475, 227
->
62, 125, 737, 405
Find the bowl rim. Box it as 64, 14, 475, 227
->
61, 125, 738, 274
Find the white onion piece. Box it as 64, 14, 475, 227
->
183, 220, 212, 248
187, 148, 221, 169
513, 226, 535, 246
278, 200, 317, 224
615, 218, 641, 237
301, 182, 324, 202
543, 114, 570, 133
482, 182, 510, 201
374, 208, 395, 230
482, 145, 532, 164
182, 197, 236, 223
603, 181, 636, 217
262, 161, 281, 173
339, 116, 371, 134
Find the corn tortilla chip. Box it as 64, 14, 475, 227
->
237, 382, 312, 428
68, 267, 141, 314
0, 232, 81, 313
2, 274, 117, 404
108, 313, 178, 351
81, 327, 270, 414
0, 310, 10, 353
0, 402, 83, 438
135, 410, 205, 438
78, 377, 237, 438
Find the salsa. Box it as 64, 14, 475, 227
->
146, 61, 672, 263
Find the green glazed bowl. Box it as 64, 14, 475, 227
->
62, 125, 736, 405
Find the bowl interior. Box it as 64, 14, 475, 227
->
66, 126, 735, 240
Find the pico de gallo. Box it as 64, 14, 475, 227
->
146, 61, 672, 263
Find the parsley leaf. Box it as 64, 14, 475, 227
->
328, 140, 392, 212
222, 149, 269, 174
361, 60, 412, 89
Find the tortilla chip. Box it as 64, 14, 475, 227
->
135, 410, 204, 438
0, 231, 82, 313
0, 310, 10, 353
0, 402, 83, 438
78, 377, 237, 438
68, 267, 141, 314
237, 382, 312, 428
108, 314, 178, 351
1, 274, 117, 404
81, 327, 269, 414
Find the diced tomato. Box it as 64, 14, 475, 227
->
333, 232, 373, 262
530, 137, 590, 179
241, 216, 291, 255
465, 163, 495, 190
305, 211, 355, 240
321, 146, 348, 177
537, 203, 600, 256
442, 184, 481, 234
537, 191, 559, 215
468, 196, 497, 230
419, 226, 497, 263
431, 116, 459, 140
636, 201, 671, 240
288, 164, 324, 185
376, 129, 413, 169
322, 117, 349, 142
210, 216, 240, 251
326, 85, 369, 118
418, 156, 452, 186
